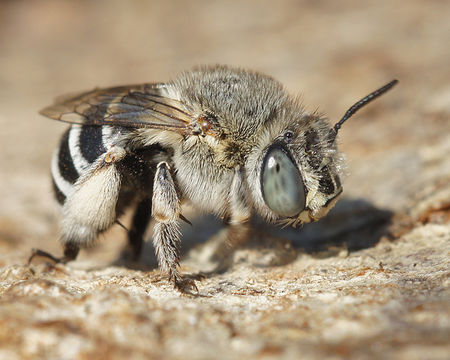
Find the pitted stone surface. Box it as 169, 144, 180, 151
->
0, 1, 448, 359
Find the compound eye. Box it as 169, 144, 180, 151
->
262, 147, 306, 217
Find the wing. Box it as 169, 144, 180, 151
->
40, 83, 194, 133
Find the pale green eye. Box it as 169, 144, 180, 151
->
261, 147, 306, 217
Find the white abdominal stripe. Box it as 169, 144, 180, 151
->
51, 124, 114, 202
68, 125, 91, 173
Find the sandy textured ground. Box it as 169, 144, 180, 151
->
0, 1, 449, 359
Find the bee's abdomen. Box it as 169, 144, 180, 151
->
51, 125, 107, 204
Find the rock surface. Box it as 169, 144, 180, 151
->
0, 1, 449, 359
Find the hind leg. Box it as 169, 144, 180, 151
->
29, 147, 126, 264
128, 198, 152, 261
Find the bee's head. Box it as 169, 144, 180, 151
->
253, 79, 398, 226
257, 118, 344, 226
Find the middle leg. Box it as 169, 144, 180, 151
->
128, 198, 152, 261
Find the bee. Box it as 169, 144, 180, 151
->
29, 65, 398, 292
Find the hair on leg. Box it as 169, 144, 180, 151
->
151, 161, 197, 293
29, 147, 126, 265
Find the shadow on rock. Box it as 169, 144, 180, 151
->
116, 197, 393, 271
273, 197, 394, 255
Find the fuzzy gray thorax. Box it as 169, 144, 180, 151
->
133, 66, 345, 224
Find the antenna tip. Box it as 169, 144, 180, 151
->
389, 79, 399, 86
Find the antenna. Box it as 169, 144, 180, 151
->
329, 79, 398, 142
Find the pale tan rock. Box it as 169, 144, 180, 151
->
0, 1, 449, 359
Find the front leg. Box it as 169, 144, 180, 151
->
209, 166, 252, 272
152, 162, 196, 293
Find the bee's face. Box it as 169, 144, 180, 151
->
260, 143, 343, 225
246, 110, 345, 226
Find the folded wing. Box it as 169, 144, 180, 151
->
40, 83, 194, 133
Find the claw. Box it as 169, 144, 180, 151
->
174, 278, 198, 294
190, 272, 207, 281
27, 248, 70, 265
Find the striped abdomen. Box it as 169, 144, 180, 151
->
51, 124, 117, 204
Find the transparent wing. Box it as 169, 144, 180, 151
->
39, 83, 194, 133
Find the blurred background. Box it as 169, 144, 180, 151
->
0, 0, 449, 264
0, 2, 449, 359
